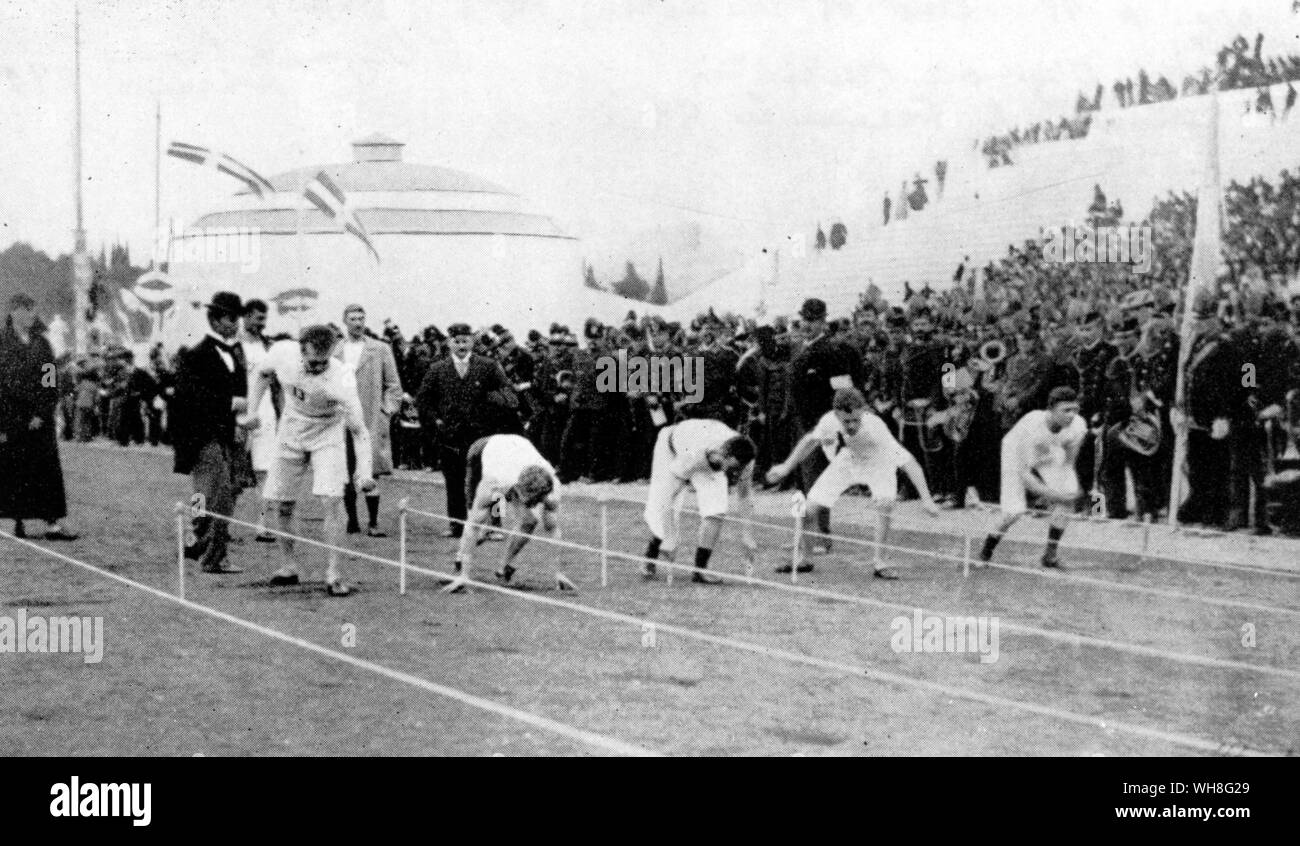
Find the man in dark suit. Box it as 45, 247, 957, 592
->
1176, 300, 1238, 529
787, 298, 863, 551
171, 291, 248, 573
416, 322, 516, 538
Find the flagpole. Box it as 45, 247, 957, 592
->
71, 1, 92, 356
154, 97, 161, 265
1167, 90, 1223, 526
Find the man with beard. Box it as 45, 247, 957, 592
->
898, 307, 950, 499
1228, 294, 1295, 533
534, 325, 577, 466
1175, 297, 1237, 529
490, 325, 537, 436
680, 316, 740, 427
559, 319, 610, 483
0, 294, 78, 541
612, 318, 666, 482
735, 325, 780, 480
1124, 290, 1179, 514
1098, 317, 1160, 520
416, 322, 516, 539
1069, 310, 1117, 507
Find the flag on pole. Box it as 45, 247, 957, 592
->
302, 170, 380, 263
1167, 93, 1223, 525
165, 142, 275, 199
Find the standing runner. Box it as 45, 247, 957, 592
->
980, 386, 1086, 569
766, 388, 939, 579
241, 325, 374, 596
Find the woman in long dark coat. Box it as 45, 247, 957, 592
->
0, 294, 78, 540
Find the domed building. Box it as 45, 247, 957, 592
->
165, 135, 630, 342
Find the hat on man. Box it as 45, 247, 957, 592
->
799, 298, 828, 322
1122, 289, 1155, 310
205, 291, 243, 317
1191, 290, 1219, 319
447, 322, 474, 337
7, 292, 36, 311
1112, 315, 1141, 335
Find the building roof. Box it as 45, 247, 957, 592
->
262, 162, 516, 196
190, 207, 574, 239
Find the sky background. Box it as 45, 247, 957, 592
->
2, 0, 1298, 276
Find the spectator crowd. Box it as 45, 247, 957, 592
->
10, 165, 1300, 537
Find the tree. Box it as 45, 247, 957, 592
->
815, 225, 827, 250
829, 222, 848, 250
612, 260, 649, 301
650, 257, 668, 305
583, 263, 604, 291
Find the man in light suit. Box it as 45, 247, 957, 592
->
338, 305, 403, 536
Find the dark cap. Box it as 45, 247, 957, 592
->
1113, 316, 1141, 334
1192, 290, 1219, 319
205, 291, 243, 317
447, 322, 473, 337
1082, 309, 1104, 325
1122, 290, 1154, 310
7, 292, 36, 311
799, 298, 828, 321
1047, 386, 1079, 406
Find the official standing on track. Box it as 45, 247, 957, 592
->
416, 322, 517, 538
171, 291, 247, 574
338, 305, 403, 537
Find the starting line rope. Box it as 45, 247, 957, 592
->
0, 528, 659, 758
173, 508, 1274, 757
392, 466, 1300, 579
396, 504, 1300, 682
587, 491, 1300, 618
601, 488, 1300, 580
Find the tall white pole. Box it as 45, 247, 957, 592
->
154, 98, 161, 263
1168, 92, 1223, 526
72, 1, 92, 355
